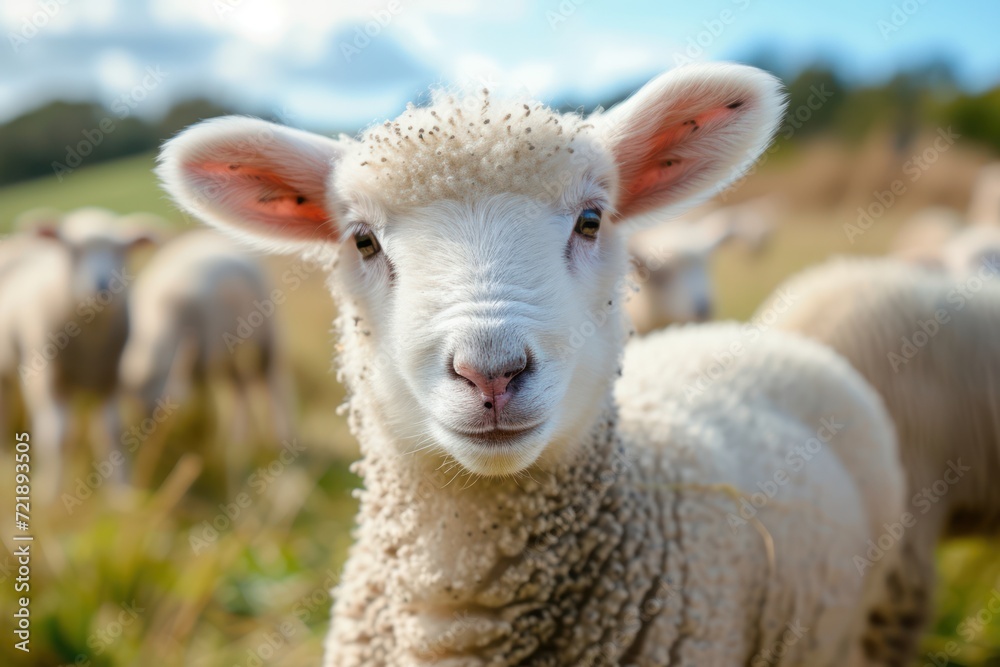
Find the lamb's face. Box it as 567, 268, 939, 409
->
34, 208, 151, 304
634, 252, 713, 328
626, 222, 732, 333
336, 186, 628, 475
158, 62, 785, 475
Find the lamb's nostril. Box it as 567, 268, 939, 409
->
453, 350, 531, 413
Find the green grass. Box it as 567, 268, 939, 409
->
0, 152, 187, 231
1, 153, 998, 666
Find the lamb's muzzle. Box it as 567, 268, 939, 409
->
453, 350, 529, 413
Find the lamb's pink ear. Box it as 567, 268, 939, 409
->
602, 63, 785, 222
157, 116, 343, 251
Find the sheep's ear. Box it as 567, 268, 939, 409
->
602, 63, 785, 222
157, 116, 342, 251
15, 207, 63, 238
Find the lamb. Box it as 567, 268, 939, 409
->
0, 208, 154, 500
756, 255, 1000, 660
625, 219, 731, 334
889, 207, 962, 268
967, 162, 1000, 226
940, 225, 1000, 277
626, 199, 775, 334
891, 208, 1000, 277
158, 63, 912, 665
118, 229, 293, 453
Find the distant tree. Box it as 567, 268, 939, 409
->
936, 87, 1000, 156
0, 98, 239, 187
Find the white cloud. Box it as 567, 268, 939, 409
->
95, 48, 142, 93
1, 0, 118, 33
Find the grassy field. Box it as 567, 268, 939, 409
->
1, 153, 999, 666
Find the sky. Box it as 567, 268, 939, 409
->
1, 0, 998, 132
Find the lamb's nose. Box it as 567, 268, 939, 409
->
454, 355, 528, 412
693, 296, 712, 321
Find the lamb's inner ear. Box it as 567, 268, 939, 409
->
158, 117, 343, 248
604, 64, 785, 222
188, 160, 331, 230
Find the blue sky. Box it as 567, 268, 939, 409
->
1, 0, 997, 131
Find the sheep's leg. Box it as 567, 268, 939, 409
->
0, 377, 8, 444
0, 379, 10, 487
858, 533, 935, 666
94, 394, 126, 486
22, 377, 70, 504
219, 378, 252, 495
227, 378, 251, 447
256, 363, 295, 446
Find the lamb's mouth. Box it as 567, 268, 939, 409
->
448, 424, 542, 447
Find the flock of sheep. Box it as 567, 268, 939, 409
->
0, 210, 291, 500
3, 61, 1000, 665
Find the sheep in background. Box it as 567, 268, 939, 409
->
626, 220, 731, 333
968, 162, 1000, 226
703, 195, 778, 254
0, 208, 155, 501
119, 230, 293, 466
160, 63, 917, 665
891, 207, 1000, 277
627, 198, 776, 335
890, 207, 963, 268
758, 256, 1000, 661
0, 231, 54, 440
941, 225, 1000, 277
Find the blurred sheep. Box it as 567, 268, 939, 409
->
0, 208, 156, 500
892, 207, 1000, 276
626, 198, 776, 334
626, 221, 730, 334
941, 225, 1000, 277
119, 230, 293, 461
758, 256, 1000, 658
890, 207, 963, 268
968, 162, 1000, 226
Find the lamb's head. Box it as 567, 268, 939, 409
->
627, 221, 733, 333
158, 63, 784, 475
24, 207, 155, 302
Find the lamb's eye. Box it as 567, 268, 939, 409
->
574, 208, 601, 239
354, 232, 381, 258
